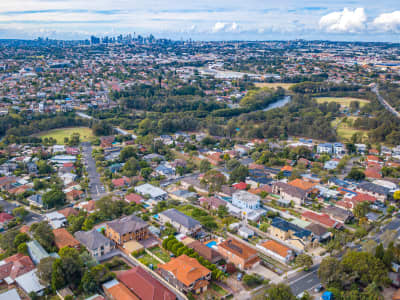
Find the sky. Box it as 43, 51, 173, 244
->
0, 0, 399, 42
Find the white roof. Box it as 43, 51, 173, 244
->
0, 289, 21, 300
134, 183, 166, 198
15, 270, 45, 294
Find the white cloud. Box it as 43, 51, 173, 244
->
373, 11, 400, 32
212, 22, 240, 33
319, 8, 366, 33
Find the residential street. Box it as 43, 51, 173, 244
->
81, 142, 106, 200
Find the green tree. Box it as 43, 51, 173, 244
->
42, 189, 66, 209
122, 157, 140, 176
265, 283, 296, 300
37, 257, 56, 285
17, 242, 28, 255
32, 222, 55, 252
347, 168, 365, 181
353, 201, 369, 219
12, 207, 28, 218
119, 146, 136, 162
295, 254, 313, 271
199, 159, 211, 173
375, 243, 384, 260
230, 165, 249, 183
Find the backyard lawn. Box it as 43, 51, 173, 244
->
37, 127, 94, 143
137, 253, 161, 269
315, 97, 369, 107
209, 282, 228, 296
149, 246, 171, 262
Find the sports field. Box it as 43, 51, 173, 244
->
254, 82, 294, 90
315, 97, 369, 107
332, 117, 368, 141
38, 127, 94, 143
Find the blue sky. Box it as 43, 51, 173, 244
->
0, 0, 399, 41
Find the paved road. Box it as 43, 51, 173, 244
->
81, 142, 106, 200
287, 264, 320, 296
372, 84, 400, 118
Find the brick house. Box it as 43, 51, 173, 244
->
105, 215, 148, 245
158, 255, 211, 294
217, 238, 260, 270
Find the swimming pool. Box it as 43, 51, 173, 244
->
206, 241, 217, 248
96, 226, 106, 232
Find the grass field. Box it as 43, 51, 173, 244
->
332, 117, 368, 141
315, 97, 370, 107
38, 127, 94, 143
254, 82, 294, 90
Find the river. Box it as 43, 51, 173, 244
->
262, 95, 291, 111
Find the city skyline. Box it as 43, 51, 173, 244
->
0, 0, 399, 42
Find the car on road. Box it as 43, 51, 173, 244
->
314, 284, 323, 293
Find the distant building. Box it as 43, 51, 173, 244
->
217, 238, 260, 270
134, 183, 167, 200
75, 229, 115, 258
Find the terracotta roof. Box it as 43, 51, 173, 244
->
58, 207, 79, 218
125, 193, 143, 204
0, 212, 14, 223
351, 193, 377, 203
301, 211, 339, 228
288, 179, 316, 191
218, 238, 257, 260
53, 228, 80, 249
233, 182, 247, 190
281, 165, 293, 172
0, 253, 35, 281
104, 280, 139, 300
260, 240, 291, 258
158, 255, 211, 287
364, 167, 382, 179
117, 266, 176, 300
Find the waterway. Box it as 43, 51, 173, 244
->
262, 95, 291, 111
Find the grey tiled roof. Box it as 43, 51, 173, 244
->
160, 208, 201, 229
106, 215, 148, 235
75, 229, 114, 250
358, 182, 390, 195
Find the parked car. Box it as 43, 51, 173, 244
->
237, 273, 243, 281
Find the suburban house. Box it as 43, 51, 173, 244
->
15, 270, 46, 296
305, 223, 332, 242
158, 254, 211, 294
134, 183, 167, 201
0, 253, 35, 285
159, 208, 202, 236
269, 217, 313, 251
44, 211, 67, 229
257, 240, 294, 264
27, 240, 52, 265
117, 266, 176, 300
65, 189, 85, 202
187, 240, 223, 264
301, 211, 342, 229
199, 196, 227, 210
105, 215, 149, 245
272, 182, 307, 206
124, 193, 144, 204
75, 229, 115, 258
0, 212, 14, 230
356, 182, 390, 201
102, 279, 138, 300
217, 238, 260, 270
27, 194, 43, 208
53, 228, 80, 250
231, 191, 260, 210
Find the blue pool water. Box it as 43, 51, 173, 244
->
206, 241, 217, 248
153, 214, 159, 219
96, 226, 106, 232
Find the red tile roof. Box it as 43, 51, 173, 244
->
53, 228, 80, 249
301, 211, 340, 228
260, 240, 291, 258
0, 253, 35, 281
125, 193, 143, 204
158, 255, 211, 287
233, 182, 247, 190
117, 266, 176, 300
0, 212, 14, 223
